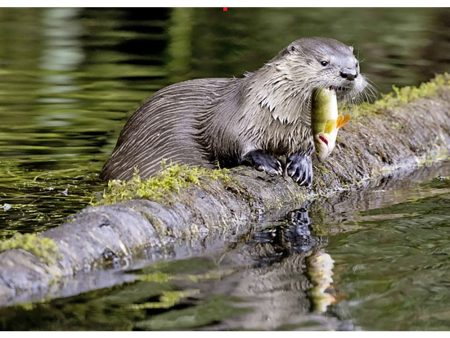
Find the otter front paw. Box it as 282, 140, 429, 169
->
286, 153, 313, 187
242, 149, 282, 176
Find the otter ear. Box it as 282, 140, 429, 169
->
349, 46, 354, 53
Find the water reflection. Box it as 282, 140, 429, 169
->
200, 206, 349, 330
0, 200, 347, 331
307, 250, 335, 314
0, 164, 448, 330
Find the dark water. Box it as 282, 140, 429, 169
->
0, 8, 449, 330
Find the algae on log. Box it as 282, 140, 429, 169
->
0, 75, 449, 307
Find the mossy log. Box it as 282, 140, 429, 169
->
0, 76, 449, 307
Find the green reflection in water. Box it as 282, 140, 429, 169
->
328, 178, 450, 330
0, 8, 169, 237
0, 256, 249, 331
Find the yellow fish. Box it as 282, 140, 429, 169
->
312, 88, 350, 162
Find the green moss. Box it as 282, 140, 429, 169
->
0, 233, 60, 264
137, 271, 172, 283
127, 289, 199, 310
350, 73, 450, 117
97, 163, 231, 205
425, 176, 450, 189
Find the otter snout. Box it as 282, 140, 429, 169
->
340, 69, 358, 81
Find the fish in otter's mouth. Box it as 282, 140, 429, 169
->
311, 88, 350, 162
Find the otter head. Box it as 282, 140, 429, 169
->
282, 37, 367, 103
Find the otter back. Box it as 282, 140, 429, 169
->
100, 78, 239, 180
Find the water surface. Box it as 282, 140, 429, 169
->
0, 163, 448, 330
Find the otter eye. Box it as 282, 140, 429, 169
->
356, 61, 359, 68
289, 45, 297, 53
320, 60, 329, 66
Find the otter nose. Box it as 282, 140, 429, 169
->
340, 70, 358, 81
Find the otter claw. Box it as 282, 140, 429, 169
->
242, 150, 282, 176
287, 153, 313, 187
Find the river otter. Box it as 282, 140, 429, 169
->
101, 37, 367, 186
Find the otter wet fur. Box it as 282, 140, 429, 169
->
101, 37, 368, 186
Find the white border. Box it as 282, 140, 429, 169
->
0, 2, 448, 335
0, 0, 449, 7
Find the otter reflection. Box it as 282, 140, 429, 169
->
210, 205, 352, 330
251, 206, 336, 314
